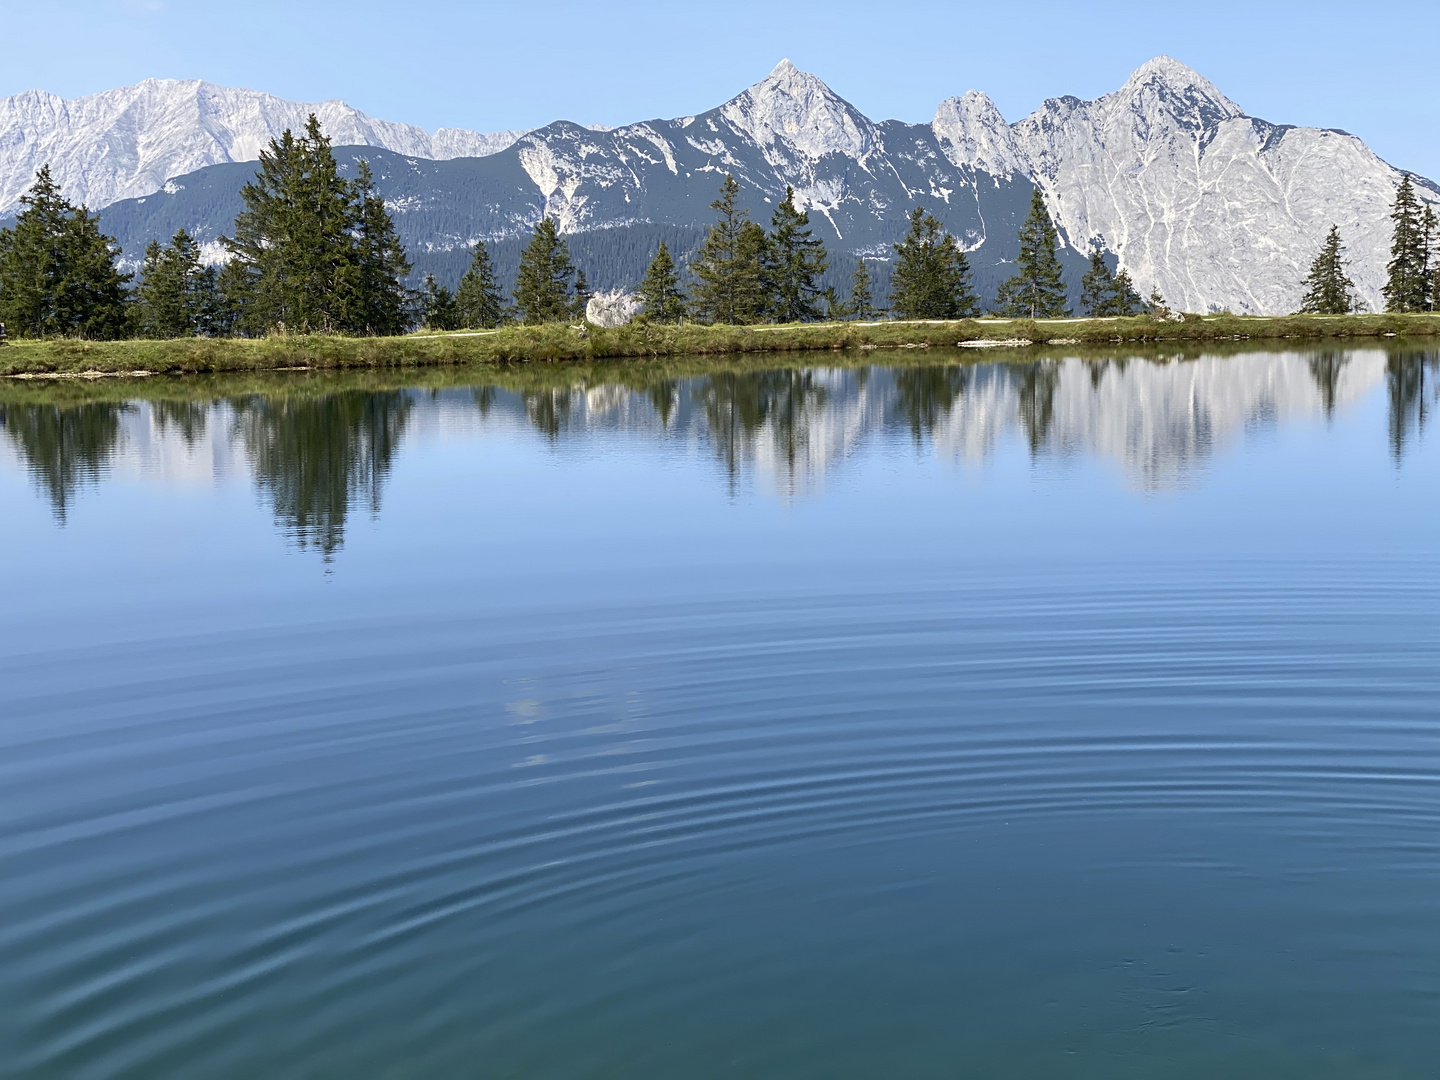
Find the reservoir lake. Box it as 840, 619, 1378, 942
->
1, 346, 1437, 1079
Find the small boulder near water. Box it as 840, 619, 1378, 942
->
586, 290, 642, 328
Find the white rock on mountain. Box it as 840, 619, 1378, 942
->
0, 79, 525, 216
933, 56, 1439, 314
931, 91, 1025, 178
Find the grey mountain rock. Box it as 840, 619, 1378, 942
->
0, 78, 525, 216
7, 59, 1434, 314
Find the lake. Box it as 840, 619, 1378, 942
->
1, 346, 1436, 1079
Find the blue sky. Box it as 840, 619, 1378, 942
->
5, 0, 1438, 178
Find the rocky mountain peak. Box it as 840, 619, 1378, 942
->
718, 59, 874, 161
931, 90, 1025, 177
1111, 55, 1246, 130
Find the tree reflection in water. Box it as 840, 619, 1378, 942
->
231, 390, 413, 560
0, 401, 130, 523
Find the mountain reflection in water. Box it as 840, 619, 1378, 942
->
1, 347, 1435, 556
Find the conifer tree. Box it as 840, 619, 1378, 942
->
1147, 289, 1171, 318
889, 207, 978, 319
1080, 240, 1116, 316
1111, 270, 1144, 316
223, 117, 362, 334
1298, 225, 1357, 315
456, 240, 508, 328
0, 165, 130, 339
421, 273, 461, 330
766, 185, 828, 323
570, 268, 592, 321
691, 174, 766, 324
348, 160, 412, 335
513, 217, 575, 323
848, 258, 881, 320
1384, 174, 1430, 313
736, 221, 772, 323
993, 189, 1071, 318
637, 240, 687, 322
135, 228, 220, 337
1426, 206, 1439, 312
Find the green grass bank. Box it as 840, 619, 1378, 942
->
4, 313, 1440, 378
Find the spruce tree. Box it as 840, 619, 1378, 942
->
1147, 289, 1171, 318
570, 268, 593, 321
223, 116, 359, 334
1080, 240, 1116, 316
736, 220, 771, 323
349, 160, 412, 335
993, 189, 1071, 318
456, 240, 508, 328
135, 228, 219, 337
691, 174, 766, 324
1111, 270, 1144, 316
1298, 225, 1357, 315
767, 185, 828, 323
421, 273, 461, 330
889, 206, 978, 319
637, 240, 687, 322
513, 217, 575, 323
0, 165, 130, 339
848, 258, 881, 320
1383, 174, 1430, 313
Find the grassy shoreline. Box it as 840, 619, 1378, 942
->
3, 313, 1439, 378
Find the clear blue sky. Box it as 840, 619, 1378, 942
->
5, 0, 1438, 178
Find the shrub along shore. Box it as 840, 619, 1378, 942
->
3, 313, 1440, 379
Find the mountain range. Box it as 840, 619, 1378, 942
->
3, 59, 1436, 314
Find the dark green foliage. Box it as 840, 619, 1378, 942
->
455, 241, 508, 328
1111, 270, 1144, 316
766, 186, 828, 323
513, 217, 575, 324
421, 274, 461, 330
637, 240, 687, 322
993, 190, 1071, 318
690, 175, 767, 324
1298, 225, 1358, 315
1079, 239, 1144, 316
1147, 289, 1171, 318
135, 229, 222, 338
570, 269, 592, 321
848, 258, 881, 320
350, 160, 413, 336
889, 207, 978, 320
223, 118, 410, 335
0, 165, 131, 339
1384, 174, 1430, 313
224, 118, 357, 333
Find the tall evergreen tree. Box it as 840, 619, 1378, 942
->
1298, 225, 1358, 315
134, 228, 220, 337
570, 268, 592, 321
1080, 240, 1115, 316
690, 174, 766, 324
1426, 206, 1439, 312
736, 221, 772, 323
766, 185, 828, 323
223, 118, 361, 334
0, 165, 130, 339
513, 217, 575, 323
455, 240, 508, 328
637, 240, 687, 322
993, 189, 1071, 318
1078, 239, 1144, 316
1111, 269, 1144, 316
848, 258, 881, 320
348, 160, 412, 335
889, 207, 978, 320
1383, 174, 1430, 313
421, 273, 460, 330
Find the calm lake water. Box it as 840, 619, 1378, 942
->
1, 346, 1437, 1079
